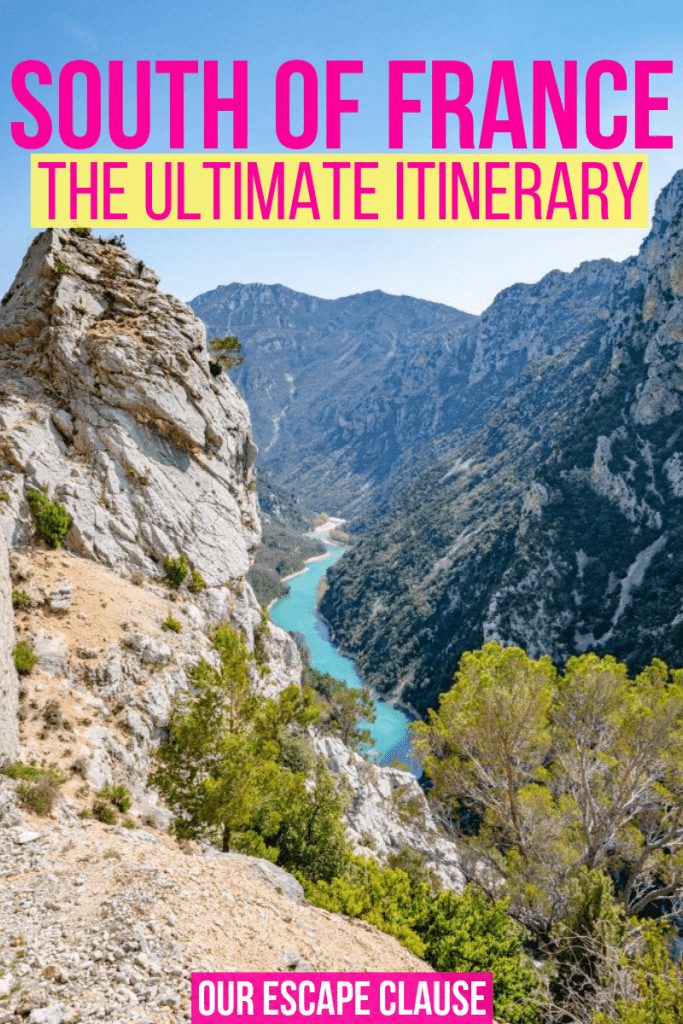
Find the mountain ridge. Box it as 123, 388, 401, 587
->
190, 283, 478, 517
320, 169, 683, 713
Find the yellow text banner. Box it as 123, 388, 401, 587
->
31, 153, 648, 229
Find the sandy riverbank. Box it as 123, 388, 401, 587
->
267, 517, 347, 609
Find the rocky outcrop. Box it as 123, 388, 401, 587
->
0, 229, 259, 586
0, 230, 427, 883
0, 229, 301, 798
313, 735, 464, 892
322, 170, 683, 714
0, 531, 19, 766
7, 544, 302, 811
0, 231, 449, 1022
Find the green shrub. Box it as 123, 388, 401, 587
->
305, 866, 542, 1022
43, 699, 63, 729
92, 800, 117, 824
164, 552, 189, 587
253, 607, 271, 667
387, 846, 441, 892
70, 226, 92, 238
303, 855, 429, 957
17, 778, 58, 816
593, 920, 683, 1024
26, 490, 70, 549
188, 568, 206, 594
162, 613, 182, 633
419, 887, 544, 1024
5, 761, 64, 784
0, 491, 9, 502
128, 466, 150, 487
13, 641, 37, 675
391, 783, 426, 825
232, 830, 279, 862
8, 763, 65, 817
12, 589, 30, 610
4, 761, 36, 781
277, 732, 316, 774
267, 761, 350, 883
98, 783, 131, 813
70, 758, 87, 779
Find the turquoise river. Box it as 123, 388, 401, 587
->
269, 540, 416, 771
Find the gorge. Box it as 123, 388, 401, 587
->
1, 176, 682, 1024
192, 168, 683, 718
269, 531, 413, 768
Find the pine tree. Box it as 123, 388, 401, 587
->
150, 625, 279, 851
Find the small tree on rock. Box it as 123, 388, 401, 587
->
151, 624, 278, 851
208, 336, 243, 373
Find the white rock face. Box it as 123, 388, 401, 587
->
48, 580, 74, 612
1, 230, 433, 898
33, 631, 69, 675
0, 229, 303, 801
312, 735, 465, 892
0, 531, 19, 766
0, 229, 260, 586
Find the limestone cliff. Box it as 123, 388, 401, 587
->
0, 229, 461, 888
0, 229, 258, 585
312, 735, 464, 891
0, 229, 301, 800
0, 531, 19, 766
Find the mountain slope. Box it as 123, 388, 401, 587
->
320, 172, 683, 715
0, 227, 465, 895
190, 285, 477, 517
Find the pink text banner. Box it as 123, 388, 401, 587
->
191, 973, 493, 1024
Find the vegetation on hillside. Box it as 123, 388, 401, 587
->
411, 643, 683, 1023
294, 634, 376, 751
151, 624, 348, 877
241, 470, 327, 605
208, 335, 244, 372
151, 628, 683, 1023
248, 518, 326, 605
26, 489, 70, 549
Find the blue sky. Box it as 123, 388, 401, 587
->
1, 0, 681, 313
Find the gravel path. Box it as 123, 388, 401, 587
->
0, 803, 427, 1024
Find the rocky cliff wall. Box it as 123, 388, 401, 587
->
0, 530, 19, 766
322, 170, 683, 713
0, 229, 259, 585
0, 229, 302, 795
0, 230, 462, 885
190, 284, 477, 518
313, 735, 464, 891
